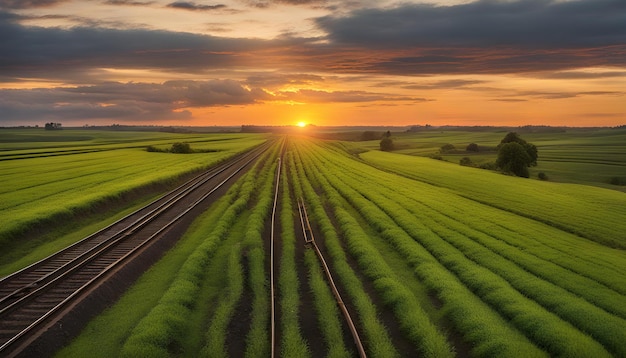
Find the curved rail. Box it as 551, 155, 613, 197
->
0, 141, 272, 355
297, 198, 367, 358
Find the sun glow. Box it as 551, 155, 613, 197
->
297, 121, 307, 127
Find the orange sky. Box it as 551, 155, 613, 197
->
0, 0, 624, 127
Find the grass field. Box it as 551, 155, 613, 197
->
0, 129, 267, 273
350, 127, 626, 191
3, 129, 625, 357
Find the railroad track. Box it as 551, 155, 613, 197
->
0, 141, 271, 357
297, 198, 367, 358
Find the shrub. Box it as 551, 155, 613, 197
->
609, 177, 625, 186
466, 143, 479, 152
538, 172, 549, 181
460, 157, 473, 167
440, 143, 455, 153
479, 162, 497, 170
170, 142, 192, 153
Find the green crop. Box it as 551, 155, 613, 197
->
288, 137, 625, 357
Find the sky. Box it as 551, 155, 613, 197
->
0, 0, 624, 127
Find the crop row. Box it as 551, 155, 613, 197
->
333, 141, 626, 355
293, 142, 454, 357
359, 149, 626, 247
119, 143, 278, 357
323, 143, 626, 291
292, 144, 408, 357
291, 137, 626, 357
287, 151, 352, 357
277, 158, 311, 357
292, 140, 540, 357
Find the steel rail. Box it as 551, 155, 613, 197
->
0, 141, 271, 355
269, 136, 287, 358
297, 198, 367, 358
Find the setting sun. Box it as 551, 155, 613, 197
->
297, 121, 307, 128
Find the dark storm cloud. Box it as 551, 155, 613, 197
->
0, 80, 271, 124
314, 0, 626, 74
0, 0, 67, 9
166, 2, 227, 11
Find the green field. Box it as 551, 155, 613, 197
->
350, 127, 626, 191
0, 129, 267, 274
2, 129, 625, 357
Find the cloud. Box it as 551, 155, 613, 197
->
0, 13, 270, 81
245, 73, 325, 87
166, 2, 227, 11
243, 0, 326, 8
0, 77, 434, 124
316, 0, 626, 50
313, 0, 626, 74
0, 0, 68, 9
1, 0, 625, 85
490, 89, 624, 102
534, 70, 626, 79
104, 0, 154, 6
275, 88, 429, 103
0, 80, 271, 124
403, 79, 486, 90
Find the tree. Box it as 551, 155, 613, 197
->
496, 142, 531, 177
380, 137, 394, 151
497, 132, 537, 166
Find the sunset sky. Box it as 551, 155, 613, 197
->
0, 0, 624, 127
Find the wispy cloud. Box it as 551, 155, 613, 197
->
166, 2, 227, 11
104, 0, 155, 6
275, 88, 429, 103
0, 0, 68, 9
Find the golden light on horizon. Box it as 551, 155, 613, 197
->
297, 121, 307, 128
